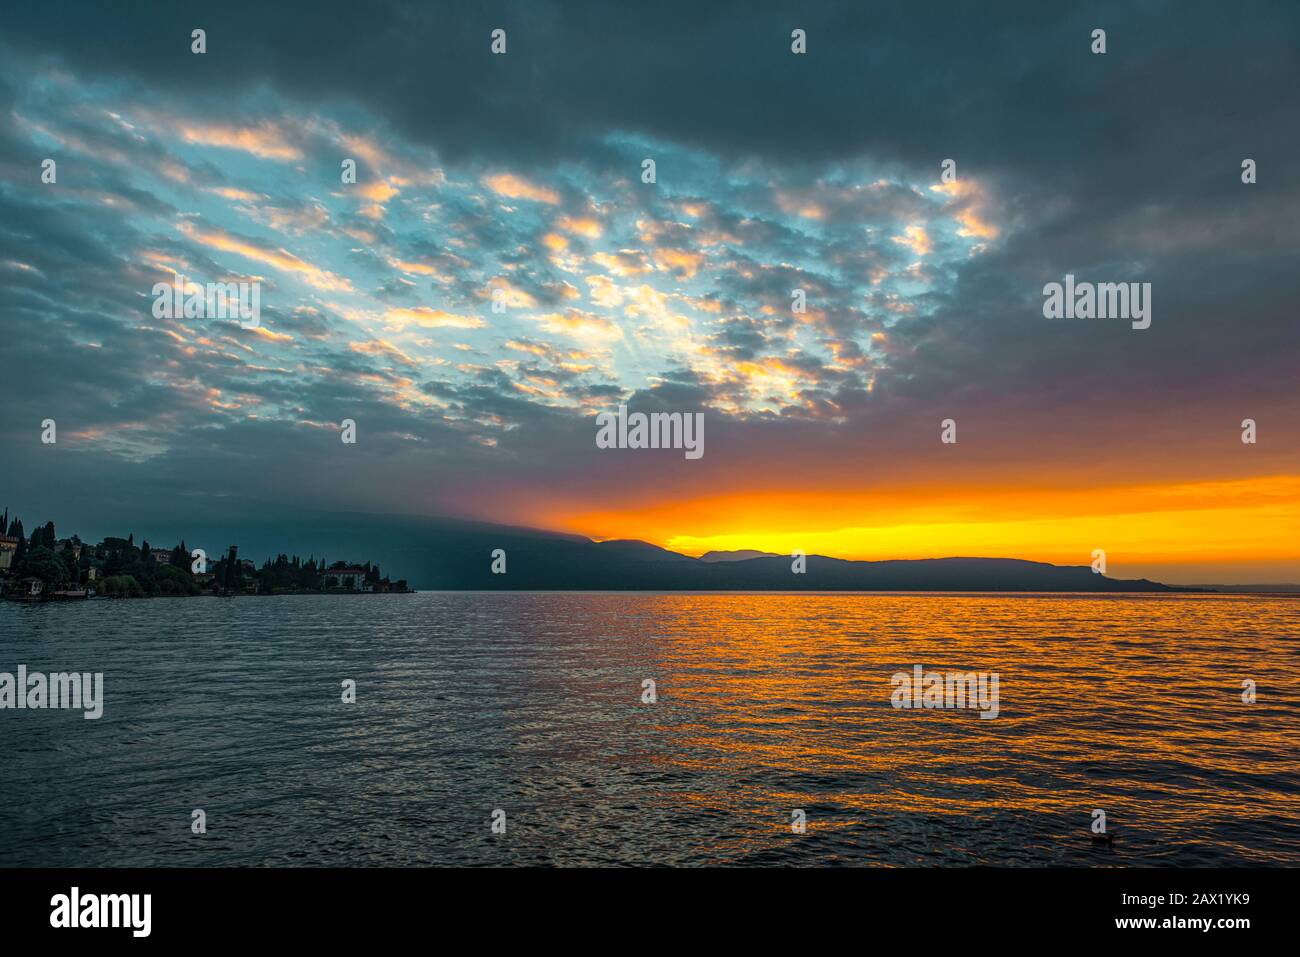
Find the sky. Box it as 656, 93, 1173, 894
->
1, 1, 1298, 584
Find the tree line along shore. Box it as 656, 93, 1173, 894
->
0, 510, 410, 601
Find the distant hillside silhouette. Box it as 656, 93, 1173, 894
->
107, 512, 1195, 592
699, 549, 781, 562
288, 515, 1189, 591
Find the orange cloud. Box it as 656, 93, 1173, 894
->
592, 250, 651, 277
384, 307, 486, 330
351, 338, 419, 365
534, 309, 624, 341
654, 247, 705, 278
892, 225, 933, 256
774, 190, 826, 220
176, 222, 352, 292
585, 274, 624, 307
957, 209, 999, 240
359, 180, 400, 200
483, 278, 537, 309
505, 339, 551, 358
207, 186, 264, 202
388, 258, 451, 282
557, 216, 603, 238
484, 173, 561, 205
355, 179, 401, 220
931, 180, 1001, 241
180, 122, 302, 161
336, 133, 392, 174
248, 326, 294, 344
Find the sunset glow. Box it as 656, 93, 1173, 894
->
557, 475, 1300, 582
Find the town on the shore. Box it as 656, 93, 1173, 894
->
0, 508, 410, 601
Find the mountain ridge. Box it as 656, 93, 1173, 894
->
56, 510, 1205, 592
363, 520, 1197, 591
698, 549, 782, 562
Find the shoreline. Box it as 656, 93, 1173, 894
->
6, 588, 1296, 603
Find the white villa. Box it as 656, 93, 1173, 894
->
323, 567, 372, 591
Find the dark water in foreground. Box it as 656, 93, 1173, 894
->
1, 592, 1296, 866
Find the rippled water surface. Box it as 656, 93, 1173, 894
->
1, 592, 1297, 866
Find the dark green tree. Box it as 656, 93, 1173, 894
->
15, 546, 69, 586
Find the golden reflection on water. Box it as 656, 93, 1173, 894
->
617, 593, 1299, 864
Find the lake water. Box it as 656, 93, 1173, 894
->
1, 592, 1296, 866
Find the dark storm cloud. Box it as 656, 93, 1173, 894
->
5, 0, 1295, 176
